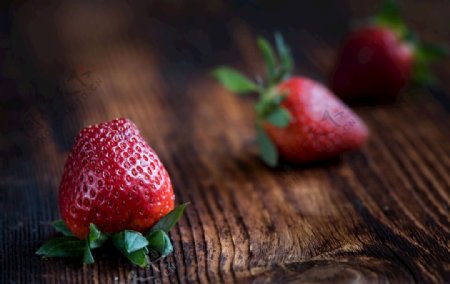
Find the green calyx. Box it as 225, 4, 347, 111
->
36, 203, 189, 267
373, 0, 408, 39
212, 33, 295, 167
373, 0, 448, 86
411, 43, 448, 86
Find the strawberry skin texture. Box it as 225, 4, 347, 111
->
59, 118, 175, 239
331, 27, 413, 100
264, 77, 368, 163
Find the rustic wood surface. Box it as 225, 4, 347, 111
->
1, 0, 449, 283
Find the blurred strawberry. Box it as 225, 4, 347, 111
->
213, 34, 368, 166
330, 0, 447, 101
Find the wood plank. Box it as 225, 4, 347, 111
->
1, 0, 449, 283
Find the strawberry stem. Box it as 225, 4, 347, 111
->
213, 33, 296, 167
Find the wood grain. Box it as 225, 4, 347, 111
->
1, 0, 449, 283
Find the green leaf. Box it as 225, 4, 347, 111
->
375, 0, 400, 23
274, 32, 294, 79
88, 223, 108, 249
126, 249, 149, 268
124, 230, 148, 253
112, 232, 149, 268
416, 43, 449, 62
256, 125, 278, 167
52, 220, 75, 237
255, 100, 272, 118
374, 0, 406, 35
255, 88, 289, 119
258, 37, 277, 83
266, 108, 291, 127
412, 43, 448, 86
412, 64, 436, 86
148, 203, 189, 234
212, 67, 257, 94
272, 92, 288, 105
83, 243, 95, 264
36, 237, 85, 258
147, 230, 173, 258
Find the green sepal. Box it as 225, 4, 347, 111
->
411, 64, 436, 86
254, 99, 270, 118
36, 236, 85, 258
374, 0, 408, 38
212, 67, 258, 94
258, 37, 277, 84
146, 230, 173, 259
257, 34, 294, 85
37, 222, 109, 264
412, 44, 448, 86
212, 33, 295, 166
124, 230, 149, 253
254, 88, 288, 117
88, 223, 108, 249
271, 92, 288, 105
148, 203, 189, 234
256, 124, 278, 167
83, 243, 95, 264
266, 107, 291, 127
415, 43, 448, 62
112, 232, 150, 268
52, 220, 75, 237
274, 32, 294, 80
38, 205, 189, 267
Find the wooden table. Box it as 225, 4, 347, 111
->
1, 0, 449, 283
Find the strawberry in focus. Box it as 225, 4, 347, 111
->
213, 34, 368, 166
59, 118, 174, 239
37, 118, 188, 267
330, 0, 447, 101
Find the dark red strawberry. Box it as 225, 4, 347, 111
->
59, 118, 174, 239
330, 0, 447, 101
213, 34, 368, 166
37, 118, 188, 267
331, 26, 413, 100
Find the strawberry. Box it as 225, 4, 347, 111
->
330, 0, 447, 101
263, 78, 368, 164
59, 118, 174, 238
213, 34, 368, 166
37, 118, 188, 267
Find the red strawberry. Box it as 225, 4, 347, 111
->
213, 34, 368, 166
264, 77, 367, 164
331, 26, 413, 100
330, 0, 447, 101
37, 118, 188, 267
59, 118, 175, 239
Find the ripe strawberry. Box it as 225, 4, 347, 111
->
37, 118, 188, 267
330, 0, 447, 101
213, 34, 368, 166
264, 77, 367, 164
59, 118, 174, 239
